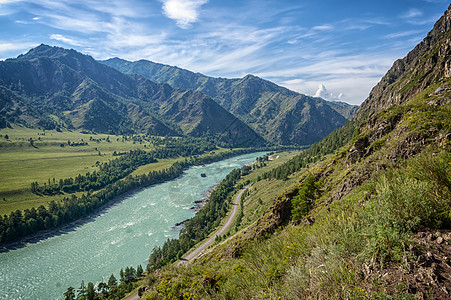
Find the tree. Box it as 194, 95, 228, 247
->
108, 274, 117, 287
136, 264, 144, 277
124, 266, 136, 283
86, 282, 95, 300
291, 173, 319, 221
97, 282, 108, 295
64, 286, 75, 300
119, 268, 124, 283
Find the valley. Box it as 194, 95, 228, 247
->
0, 152, 276, 299
0, 127, 158, 215
0, 2, 450, 300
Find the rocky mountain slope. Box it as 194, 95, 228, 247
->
356, 4, 451, 119
136, 5, 451, 299
102, 58, 357, 145
0, 45, 264, 147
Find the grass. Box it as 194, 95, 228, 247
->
0, 126, 161, 215
142, 149, 450, 300
220, 151, 301, 236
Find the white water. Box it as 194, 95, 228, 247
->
0, 152, 265, 299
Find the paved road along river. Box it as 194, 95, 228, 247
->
0, 152, 265, 300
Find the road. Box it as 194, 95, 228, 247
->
178, 184, 251, 265
127, 185, 250, 299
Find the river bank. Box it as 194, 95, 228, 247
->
0, 185, 142, 253
1, 152, 267, 300
0, 149, 264, 249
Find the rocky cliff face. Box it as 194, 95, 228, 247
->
355, 4, 451, 120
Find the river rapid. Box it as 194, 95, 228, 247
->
0, 152, 265, 299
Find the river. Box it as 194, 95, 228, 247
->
0, 152, 265, 299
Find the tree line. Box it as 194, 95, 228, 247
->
262, 121, 357, 180
0, 148, 257, 245
31, 149, 157, 195
31, 135, 219, 196
63, 265, 143, 300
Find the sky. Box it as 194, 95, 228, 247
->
0, 0, 449, 105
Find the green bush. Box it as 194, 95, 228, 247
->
291, 173, 320, 221
360, 151, 450, 265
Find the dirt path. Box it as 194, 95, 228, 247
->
178, 184, 251, 265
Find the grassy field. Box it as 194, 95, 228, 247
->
0, 126, 162, 216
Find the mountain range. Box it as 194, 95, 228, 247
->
0, 45, 357, 147
102, 58, 358, 145
0, 45, 265, 147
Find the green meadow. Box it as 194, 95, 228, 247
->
0, 127, 159, 216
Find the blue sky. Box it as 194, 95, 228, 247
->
0, 0, 449, 105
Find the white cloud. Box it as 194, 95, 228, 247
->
312, 24, 334, 31
0, 41, 39, 59
314, 84, 342, 100
399, 8, 437, 25
0, 42, 34, 52
384, 30, 424, 39
161, 0, 208, 29
0, 0, 21, 4
279, 76, 379, 106
50, 34, 83, 46
401, 8, 423, 19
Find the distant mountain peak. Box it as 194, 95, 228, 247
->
17, 44, 93, 63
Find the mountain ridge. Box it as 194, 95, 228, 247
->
101, 57, 358, 145
355, 4, 451, 120
0, 44, 265, 147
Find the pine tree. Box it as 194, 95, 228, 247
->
119, 268, 124, 283
136, 264, 144, 277
108, 274, 117, 287
77, 280, 86, 299
86, 282, 95, 300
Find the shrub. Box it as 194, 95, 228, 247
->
291, 173, 320, 221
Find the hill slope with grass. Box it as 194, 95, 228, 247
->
133, 5, 451, 299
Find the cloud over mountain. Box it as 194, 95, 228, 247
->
161, 0, 208, 28
315, 84, 344, 101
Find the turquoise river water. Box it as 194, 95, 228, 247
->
0, 152, 265, 299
